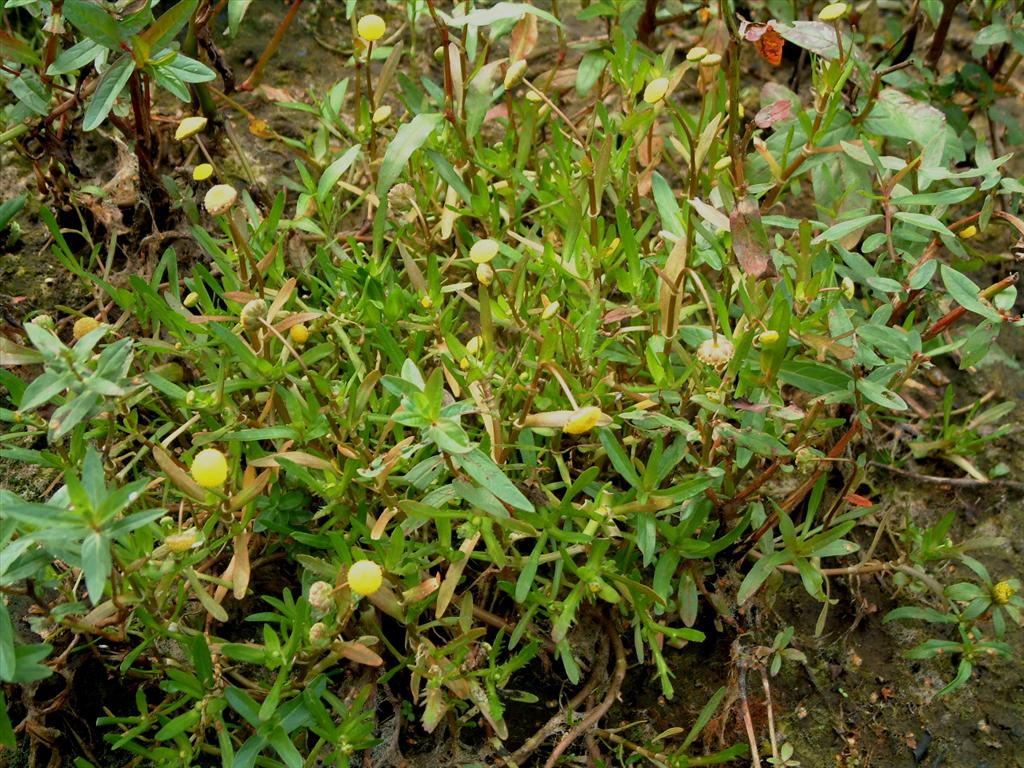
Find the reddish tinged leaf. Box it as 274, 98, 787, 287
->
730, 197, 773, 278
509, 13, 538, 62
755, 99, 792, 129
845, 493, 874, 508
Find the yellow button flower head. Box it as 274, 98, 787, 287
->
175, 115, 208, 141
348, 560, 383, 596
191, 447, 228, 488
470, 238, 500, 264
818, 2, 848, 21
357, 14, 386, 42
700, 53, 723, 67
686, 46, 709, 62
193, 163, 213, 181
372, 104, 392, 124
958, 225, 978, 239
420, 295, 434, 309
204, 184, 237, 216
541, 300, 560, 320
992, 580, 1016, 605
72, 316, 100, 340
758, 330, 780, 346
289, 323, 309, 345
564, 406, 611, 435
713, 156, 733, 171
308, 621, 331, 645
643, 77, 670, 105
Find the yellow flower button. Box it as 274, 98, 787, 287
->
191, 448, 228, 488
470, 238, 500, 264
348, 560, 383, 596
357, 14, 386, 42
175, 116, 208, 141
193, 163, 213, 181
643, 77, 669, 105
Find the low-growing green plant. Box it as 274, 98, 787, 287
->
2, 0, 1023, 766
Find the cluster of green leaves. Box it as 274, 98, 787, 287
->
1, 0, 1023, 765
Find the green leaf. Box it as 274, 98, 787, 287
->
140, 0, 198, 51
377, 113, 444, 195
597, 428, 642, 488
163, 53, 216, 83
651, 171, 684, 237
455, 449, 535, 512
48, 38, 104, 75
0, 690, 14, 747
0, 604, 16, 682
940, 265, 1002, 322
63, 0, 124, 50
80, 531, 111, 605
894, 211, 953, 236
444, 2, 561, 28
316, 146, 361, 204
812, 214, 882, 244
83, 55, 135, 131
682, 687, 727, 748
856, 377, 906, 410
778, 360, 853, 395
737, 550, 789, 604
227, 0, 255, 36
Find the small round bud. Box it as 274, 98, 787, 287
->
643, 77, 670, 105
958, 225, 978, 239
476, 262, 494, 286
700, 53, 723, 67
420, 295, 433, 309
541, 301, 560, 320
818, 2, 848, 21
686, 46, 709, 62
203, 184, 237, 216
525, 90, 543, 103
308, 621, 331, 645
308, 581, 334, 613
192, 163, 213, 182
713, 156, 733, 171
459, 357, 470, 370
504, 59, 528, 90
470, 238, 500, 264
433, 45, 445, 62
289, 324, 309, 345
357, 14, 386, 42
73, 316, 100, 340
165, 529, 197, 553
175, 116, 208, 141
191, 448, 228, 488
388, 182, 417, 213
758, 330, 780, 346
348, 560, 383, 596
842, 276, 856, 300
183, 291, 200, 308
372, 105, 393, 124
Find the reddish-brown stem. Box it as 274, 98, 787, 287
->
239, 0, 304, 91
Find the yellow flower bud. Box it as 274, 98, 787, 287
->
240, 299, 267, 331
758, 330, 780, 346
72, 316, 100, 340
289, 324, 309, 345
686, 46, 709, 62
420, 295, 433, 309
191, 448, 228, 488
470, 238, 500, 264
357, 14, 386, 42
459, 357, 470, 370
564, 406, 610, 435
476, 262, 494, 286
713, 156, 733, 171
643, 77, 670, 105
818, 2, 848, 21
958, 225, 978, 239
348, 560, 383, 596
165, 529, 197, 553
541, 301, 559, 320
842, 276, 856, 300
504, 59, 528, 89
525, 90, 543, 103
175, 115, 208, 141
372, 105, 392, 124
700, 53, 722, 67
203, 184, 237, 216
183, 291, 200, 308
192, 163, 214, 181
